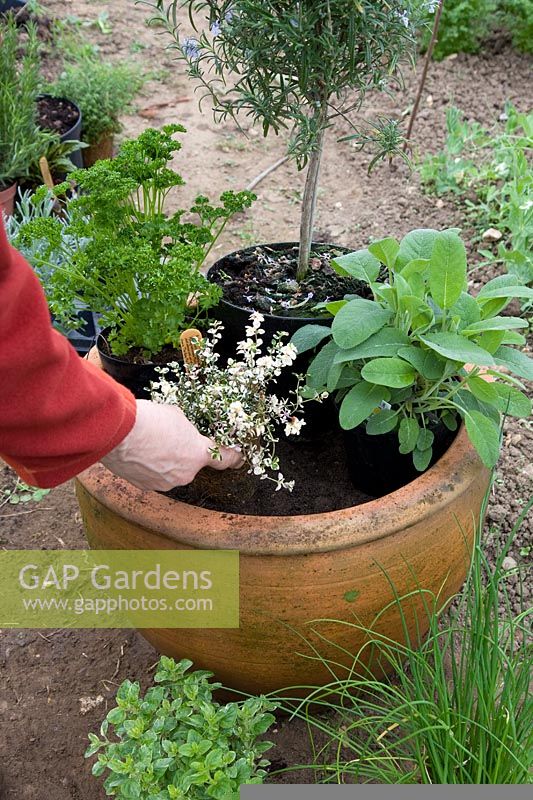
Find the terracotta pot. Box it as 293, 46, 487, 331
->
83, 134, 114, 168
0, 182, 17, 218
76, 350, 490, 693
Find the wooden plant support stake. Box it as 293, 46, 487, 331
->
180, 329, 203, 366
39, 156, 64, 216
39, 156, 55, 190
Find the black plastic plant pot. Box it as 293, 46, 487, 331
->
207, 241, 354, 350
52, 309, 100, 357
0, 1, 26, 12
37, 95, 84, 169
208, 242, 352, 440
97, 328, 169, 400
66, 310, 100, 356
342, 421, 458, 498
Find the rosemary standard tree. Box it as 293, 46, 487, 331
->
145, 0, 426, 280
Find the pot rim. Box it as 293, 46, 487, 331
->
207, 240, 353, 324
76, 424, 487, 556
0, 181, 17, 197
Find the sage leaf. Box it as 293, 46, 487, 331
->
368, 237, 399, 269
493, 345, 533, 380
417, 428, 434, 451
413, 446, 433, 472
492, 384, 531, 417
365, 409, 399, 434
401, 258, 430, 280
419, 332, 495, 366
291, 324, 331, 354
399, 417, 420, 453
339, 382, 390, 430
333, 327, 410, 363
429, 230, 466, 309
331, 298, 392, 349
464, 410, 501, 468
397, 345, 445, 380
477, 330, 506, 354
462, 316, 528, 334
467, 375, 499, 406
397, 229, 441, 268
450, 292, 481, 327
307, 340, 339, 388
332, 249, 381, 282
361, 357, 417, 388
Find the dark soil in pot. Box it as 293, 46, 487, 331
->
36, 95, 84, 169
97, 327, 182, 399
343, 421, 459, 498
208, 242, 372, 319
208, 242, 371, 439
169, 421, 460, 514
168, 427, 371, 514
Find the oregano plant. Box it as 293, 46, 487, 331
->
86, 657, 277, 800
293, 228, 533, 470
144, 1, 429, 279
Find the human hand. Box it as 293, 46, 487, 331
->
101, 400, 244, 491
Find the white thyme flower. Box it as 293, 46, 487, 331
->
148, 313, 325, 491
284, 416, 306, 436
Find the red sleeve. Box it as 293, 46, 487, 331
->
0, 218, 136, 488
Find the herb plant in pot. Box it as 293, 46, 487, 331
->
15, 125, 254, 394
294, 228, 533, 496
48, 46, 144, 168
150, 314, 311, 501
5, 188, 99, 355
0, 14, 50, 215
36, 94, 84, 169
149, 1, 427, 337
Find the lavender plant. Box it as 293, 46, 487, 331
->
150, 313, 317, 490
143, 1, 428, 280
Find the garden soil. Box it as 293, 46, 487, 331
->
0, 2, 531, 796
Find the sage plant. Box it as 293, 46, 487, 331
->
144, 1, 427, 279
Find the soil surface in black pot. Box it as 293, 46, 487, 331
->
98, 331, 183, 399
37, 95, 79, 136
99, 336, 182, 366
209, 243, 376, 318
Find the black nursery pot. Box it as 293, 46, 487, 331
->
208, 241, 351, 440
207, 241, 353, 349
66, 310, 100, 356
0, 0, 26, 12
97, 328, 166, 400
343, 421, 458, 498
37, 95, 84, 169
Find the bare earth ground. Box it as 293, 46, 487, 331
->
0, 1, 532, 797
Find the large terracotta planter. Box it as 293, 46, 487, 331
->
76, 420, 490, 695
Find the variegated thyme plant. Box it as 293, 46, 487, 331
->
150, 313, 318, 490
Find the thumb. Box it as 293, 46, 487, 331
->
205, 442, 245, 471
